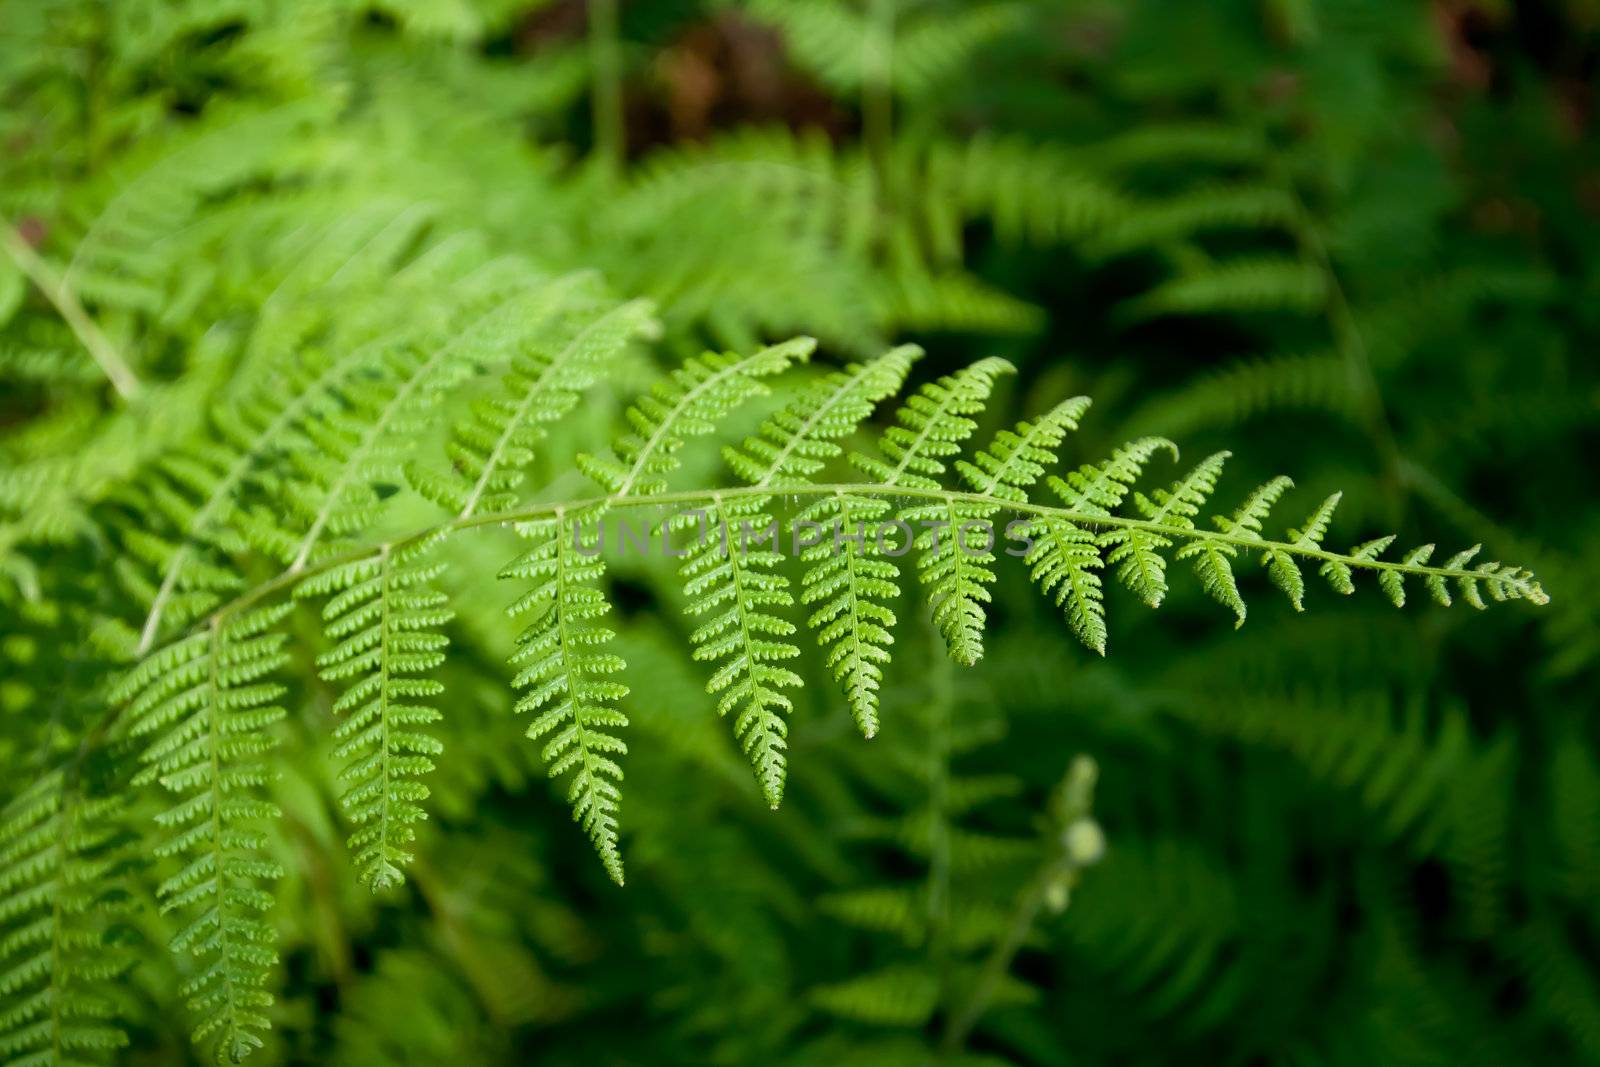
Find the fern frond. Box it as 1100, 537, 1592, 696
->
747, 1, 1023, 101
1100, 451, 1230, 609
853, 357, 1013, 665
1183, 474, 1294, 626
131, 257, 550, 650
1167, 690, 1475, 846
871, 269, 1044, 336
726, 345, 918, 490
297, 535, 453, 889
892, 4, 1028, 99
1262, 492, 1341, 611
580, 338, 816, 498
676, 495, 802, 808
809, 965, 939, 1027
741, 0, 868, 99
265, 272, 551, 573
501, 515, 629, 884
853, 357, 1015, 491
109, 348, 1547, 902
115, 603, 291, 1063
1120, 256, 1327, 322
1120, 352, 1359, 439
910, 394, 1093, 666
913, 135, 1127, 248
60, 102, 322, 318
1086, 122, 1270, 172
410, 292, 656, 518
1047, 436, 1179, 518
798, 487, 899, 739
727, 345, 917, 736
0, 773, 130, 1067
1060, 837, 1242, 1026
956, 396, 1091, 504
1023, 516, 1107, 654
1086, 185, 1302, 259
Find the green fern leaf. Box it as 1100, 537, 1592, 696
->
0, 773, 131, 1067
852, 356, 1014, 491
856, 357, 1014, 664
115, 603, 291, 1063
134, 259, 578, 650
1024, 516, 1107, 654
580, 338, 815, 497
1429, 545, 1481, 608
1121, 256, 1327, 322
809, 965, 940, 1027
726, 345, 917, 736
908, 394, 1092, 665
501, 513, 629, 885
725, 345, 918, 490
411, 291, 656, 518
1086, 185, 1302, 259
798, 490, 900, 739
676, 495, 802, 808
1320, 533, 1396, 596
1101, 451, 1230, 609
955, 396, 1091, 504
1047, 436, 1179, 518
1263, 492, 1341, 611
297, 534, 453, 889
1379, 544, 1434, 608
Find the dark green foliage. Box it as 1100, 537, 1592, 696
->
0, 1, 1593, 1065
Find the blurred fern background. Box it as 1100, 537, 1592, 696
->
1, 1, 1597, 1064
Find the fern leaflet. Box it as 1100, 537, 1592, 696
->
115, 603, 291, 1063
0, 773, 130, 1067
298, 534, 453, 889
502, 513, 629, 884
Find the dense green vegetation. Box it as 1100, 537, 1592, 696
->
0, 1, 1595, 1063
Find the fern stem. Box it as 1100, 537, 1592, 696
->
589, 0, 625, 178
375, 547, 395, 875
863, 0, 896, 202
925, 636, 954, 1010
200, 481, 1545, 638
203, 617, 245, 1057
0, 216, 141, 401
940, 853, 1064, 1053
175, 480, 1545, 665
48, 790, 73, 1067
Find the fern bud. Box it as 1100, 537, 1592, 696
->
1063, 818, 1107, 867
